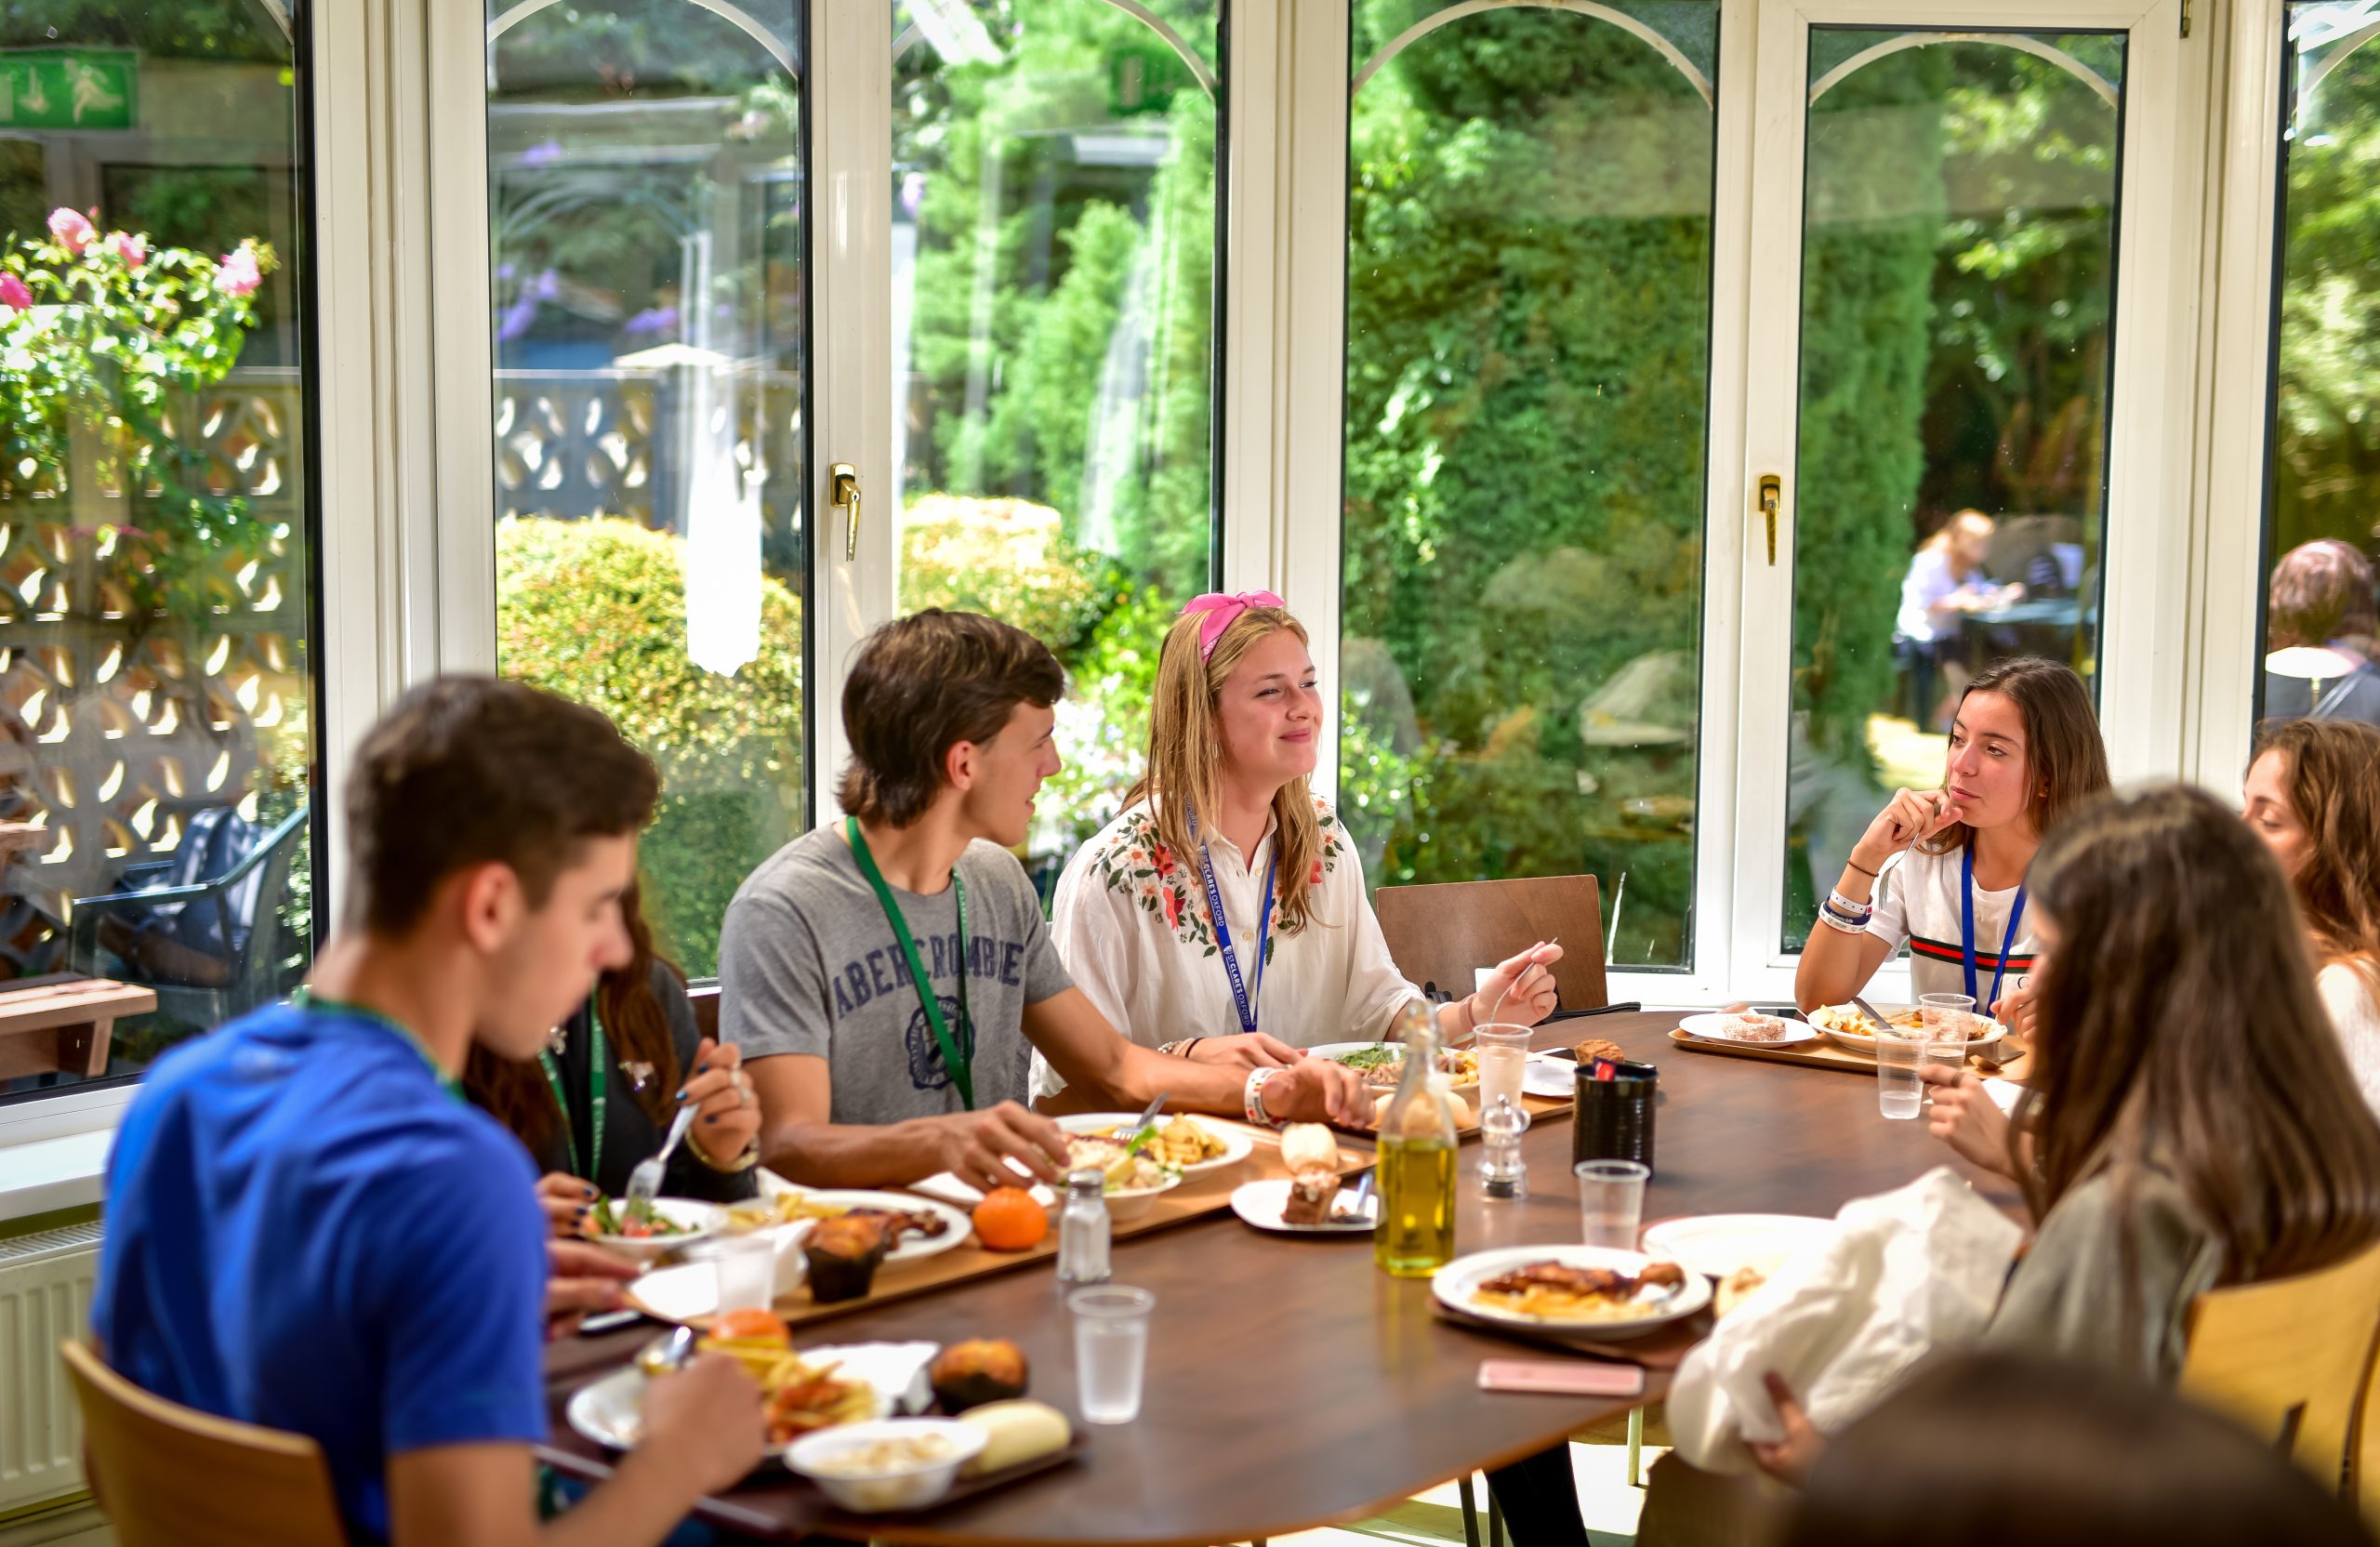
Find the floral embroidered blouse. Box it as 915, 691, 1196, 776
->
1031, 795, 1424, 1101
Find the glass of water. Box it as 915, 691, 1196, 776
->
1876, 1031, 1924, 1119
1574, 1158, 1649, 1249
694, 1234, 776, 1316
1473, 1025, 1533, 1114
1070, 1285, 1156, 1425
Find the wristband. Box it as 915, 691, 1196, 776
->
1844, 856, 1880, 880
1816, 907, 1871, 937
1244, 1066, 1284, 1128
1825, 889, 1873, 920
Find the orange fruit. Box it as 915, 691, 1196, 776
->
972, 1187, 1050, 1251
711, 1307, 791, 1345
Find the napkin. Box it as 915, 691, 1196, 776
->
910, 1163, 1058, 1210
628, 1220, 815, 1323
1982, 1077, 2025, 1116
803, 1342, 940, 1415
1664, 1166, 2023, 1474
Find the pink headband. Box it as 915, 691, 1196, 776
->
1182, 590, 1286, 660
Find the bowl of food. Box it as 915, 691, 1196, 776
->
1309, 1041, 1482, 1094
786, 1418, 987, 1514
1062, 1133, 1183, 1223
586, 1196, 724, 1263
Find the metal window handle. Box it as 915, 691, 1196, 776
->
1757, 473, 1781, 566
832, 463, 862, 561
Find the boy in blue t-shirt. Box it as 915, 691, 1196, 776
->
92, 677, 765, 1547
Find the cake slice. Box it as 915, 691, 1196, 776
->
1282, 1166, 1339, 1226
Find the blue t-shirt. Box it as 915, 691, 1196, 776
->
92, 1002, 549, 1541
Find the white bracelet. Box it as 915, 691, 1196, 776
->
1244, 1067, 1283, 1128
1815, 907, 1870, 936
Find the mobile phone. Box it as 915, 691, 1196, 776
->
1477, 1359, 1646, 1397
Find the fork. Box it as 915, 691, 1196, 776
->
1482, 936, 1561, 1028
626, 1102, 699, 1211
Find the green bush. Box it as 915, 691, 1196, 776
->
898, 495, 1112, 656
496, 515, 802, 973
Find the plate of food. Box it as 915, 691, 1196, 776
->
584, 1196, 726, 1263
1052, 1130, 1183, 1222
1307, 1040, 1482, 1092
1228, 1176, 1377, 1234
1054, 1113, 1253, 1178
1432, 1245, 1711, 1337
754, 1179, 972, 1265
1638, 1213, 1837, 1291
568, 1315, 906, 1454
1808, 1003, 1997, 1054
1674, 1012, 1818, 1047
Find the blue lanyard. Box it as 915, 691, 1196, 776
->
1961, 843, 2029, 1010
1188, 811, 1276, 1037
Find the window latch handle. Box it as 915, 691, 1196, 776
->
1757, 473, 1781, 566
832, 463, 862, 562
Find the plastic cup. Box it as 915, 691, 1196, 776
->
1876, 1032, 1924, 1119
696, 1233, 776, 1316
1474, 1025, 1532, 1114
1574, 1158, 1649, 1249
1070, 1285, 1155, 1424
1920, 993, 1977, 1036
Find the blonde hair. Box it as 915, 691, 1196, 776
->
1129, 605, 1326, 934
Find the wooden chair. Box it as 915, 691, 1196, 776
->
1374, 874, 1608, 1014
60, 1340, 349, 1547
2179, 1239, 2380, 1500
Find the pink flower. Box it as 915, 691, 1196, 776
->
46, 207, 94, 256
1152, 843, 1173, 877
1163, 887, 1184, 930
216, 244, 262, 298
108, 231, 144, 270
0, 274, 29, 312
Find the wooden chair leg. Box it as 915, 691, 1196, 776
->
1458, 1473, 1484, 1547
1628, 1405, 1646, 1488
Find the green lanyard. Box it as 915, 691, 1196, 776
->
846, 815, 974, 1111
537, 1003, 608, 1183
291, 987, 462, 1104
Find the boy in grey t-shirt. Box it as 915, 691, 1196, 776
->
729, 609, 1368, 1193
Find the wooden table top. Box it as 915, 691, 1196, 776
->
539, 1012, 2020, 1546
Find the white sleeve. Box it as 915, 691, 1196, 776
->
1035, 840, 1143, 1102
1338, 840, 1426, 1041
2318, 963, 2380, 1121
1866, 851, 1914, 955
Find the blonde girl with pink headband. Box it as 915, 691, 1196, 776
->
1032, 592, 1562, 1114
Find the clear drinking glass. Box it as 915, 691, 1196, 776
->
1920, 993, 1978, 1035
1574, 1159, 1650, 1249
1876, 1032, 1924, 1119
699, 1234, 776, 1316
1070, 1285, 1157, 1425
1473, 1025, 1533, 1115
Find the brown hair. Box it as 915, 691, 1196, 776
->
2015, 784, 2380, 1289
2267, 538, 2377, 652
2252, 718, 2380, 1000
465, 879, 685, 1154
1130, 605, 1324, 933
345, 676, 658, 935
1783, 1350, 2374, 1547
837, 609, 1065, 827
1918, 656, 2110, 856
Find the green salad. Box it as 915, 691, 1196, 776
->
589, 1195, 694, 1239
1328, 1045, 1400, 1072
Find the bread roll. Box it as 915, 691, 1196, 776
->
1277, 1121, 1339, 1175
958, 1399, 1072, 1476
1372, 1089, 1473, 1128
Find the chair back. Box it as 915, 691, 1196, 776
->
2180, 1239, 2380, 1499
59, 1340, 349, 1547
1374, 874, 1607, 1013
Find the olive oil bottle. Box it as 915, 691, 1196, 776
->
1374, 999, 1459, 1277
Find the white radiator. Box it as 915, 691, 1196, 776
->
0, 1222, 99, 1514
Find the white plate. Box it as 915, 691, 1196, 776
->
1809, 1004, 2002, 1055
567, 1340, 927, 1451
1229, 1178, 1379, 1234
758, 1178, 973, 1264
1054, 1113, 1256, 1177
1638, 1213, 1838, 1281
1432, 1245, 1712, 1338
1675, 1013, 1819, 1048
1522, 1056, 1577, 1100
586, 1197, 727, 1263
1306, 1040, 1481, 1091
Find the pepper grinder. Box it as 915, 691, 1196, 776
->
1478, 1094, 1529, 1199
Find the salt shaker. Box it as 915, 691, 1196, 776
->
1478, 1094, 1529, 1199
1055, 1169, 1111, 1289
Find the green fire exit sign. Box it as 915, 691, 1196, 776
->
0, 50, 137, 131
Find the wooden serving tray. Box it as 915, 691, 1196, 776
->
1665, 1028, 2030, 1082
629, 1123, 1374, 1331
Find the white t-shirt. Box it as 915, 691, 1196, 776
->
2318, 962, 2380, 1120
1034, 795, 1421, 1101
1895, 548, 1994, 644
1866, 845, 2039, 1009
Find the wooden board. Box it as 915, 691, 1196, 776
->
1665, 1028, 2030, 1082
629, 1124, 1377, 1332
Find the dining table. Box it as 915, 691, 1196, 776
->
537, 1011, 2023, 1546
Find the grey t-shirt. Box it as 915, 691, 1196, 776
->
719, 826, 1072, 1125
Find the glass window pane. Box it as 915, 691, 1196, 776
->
1781, 30, 2124, 951
2257, 6, 2380, 734
486, 0, 808, 977
0, 9, 318, 1103
891, 0, 1220, 892
1341, 1, 1719, 970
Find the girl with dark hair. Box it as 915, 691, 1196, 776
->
2244, 718, 2380, 1115
2263, 539, 2380, 725
1796, 656, 2111, 1036
467, 881, 760, 1225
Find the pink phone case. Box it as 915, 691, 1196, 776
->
1477, 1359, 1646, 1396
